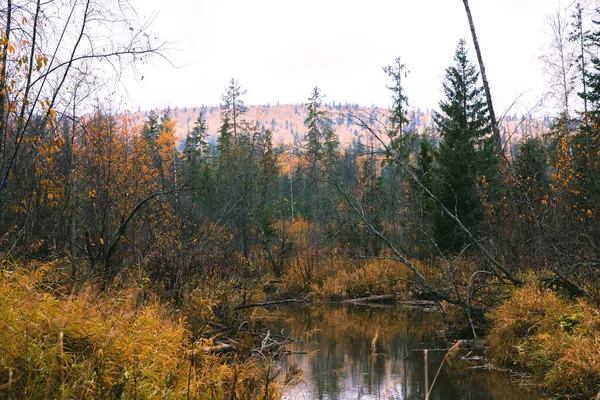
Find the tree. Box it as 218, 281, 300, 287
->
301, 86, 340, 252
141, 111, 176, 191
142, 111, 160, 145
183, 112, 209, 167
569, 2, 590, 116
461, 0, 501, 149
541, 8, 577, 120
434, 39, 496, 252
220, 78, 247, 144
305, 86, 339, 164
383, 57, 409, 138
0, 0, 165, 196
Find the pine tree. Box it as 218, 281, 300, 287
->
434, 39, 496, 252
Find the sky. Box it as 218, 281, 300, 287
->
119, 0, 570, 116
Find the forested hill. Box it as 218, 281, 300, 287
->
134, 103, 552, 145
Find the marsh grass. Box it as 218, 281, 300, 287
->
487, 277, 600, 398
0, 258, 287, 399
282, 254, 412, 300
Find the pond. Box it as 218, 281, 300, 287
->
277, 304, 544, 400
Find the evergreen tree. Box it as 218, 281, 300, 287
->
183, 112, 210, 191
220, 78, 247, 144
184, 113, 209, 162
567, 5, 600, 208
515, 137, 548, 199
383, 57, 409, 139
434, 39, 496, 252
569, 2, 590, 116
302, 86, 340, 248
305, 86, 339, 163
142, 111, 160, 155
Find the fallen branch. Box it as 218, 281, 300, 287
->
226, 298, 309, 313
200, 342, 235, 354
342, 294, 395, 304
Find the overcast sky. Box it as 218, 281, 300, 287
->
120, 0, 569, 116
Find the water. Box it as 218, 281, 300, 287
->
277, 304, 543, 400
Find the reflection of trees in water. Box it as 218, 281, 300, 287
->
282, 304, 442, 344
279, 305, 542, 400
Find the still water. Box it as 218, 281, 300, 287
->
278, 304, 543, 400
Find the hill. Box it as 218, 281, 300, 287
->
134, 103, 552, 146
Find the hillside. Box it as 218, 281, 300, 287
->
135, 103, 552, 146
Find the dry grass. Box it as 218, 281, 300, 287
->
487, 277, 600, 398
0, 258, 286, 399
282, 254, 412, 300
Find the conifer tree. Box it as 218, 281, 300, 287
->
142, 111, 160, 146
220, 78, 247, 144
434, 39, 496, 252
183, 113, 209, 167
383, 57, 409, 139
567, 5, 600, 208
302, 86, 340, 248
304, 86, 339, 164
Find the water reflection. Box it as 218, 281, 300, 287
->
279, 304, 542, 400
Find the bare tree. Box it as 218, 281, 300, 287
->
461, 0, 501, 149
0, 0, 166, 194
540, 8, 577, 118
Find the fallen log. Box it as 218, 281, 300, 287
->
201, 342, 235, 354
227, 297, 310, 312
342, 294, 395, 304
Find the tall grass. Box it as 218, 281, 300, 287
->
487, 278, 600, 398
282, 254, 412, 300
0, 259, 286, 399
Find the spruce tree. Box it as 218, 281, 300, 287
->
183, 112, 210, 189
302, 87, 340, 248
142, 111, 160, 144
566, 5, 600, 209
304, 86, 339, 164
383, 57, 409, 139
434, 39, 495, 252
184, 113, 209, 164
220, 78, 247, 144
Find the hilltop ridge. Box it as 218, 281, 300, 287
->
134, 103, 552, 145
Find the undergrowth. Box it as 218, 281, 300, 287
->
487, 277, 600, 399
0, 258, 290, 399
282, 255, 412, 300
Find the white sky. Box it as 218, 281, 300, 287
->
120, 0, 570, 116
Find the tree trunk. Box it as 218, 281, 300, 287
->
461, 0, 501, 149
342, 294, 396, 304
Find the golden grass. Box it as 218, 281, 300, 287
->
0, 259, 285, 399
487, 278, 600, 398
282, 254, 411, 300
